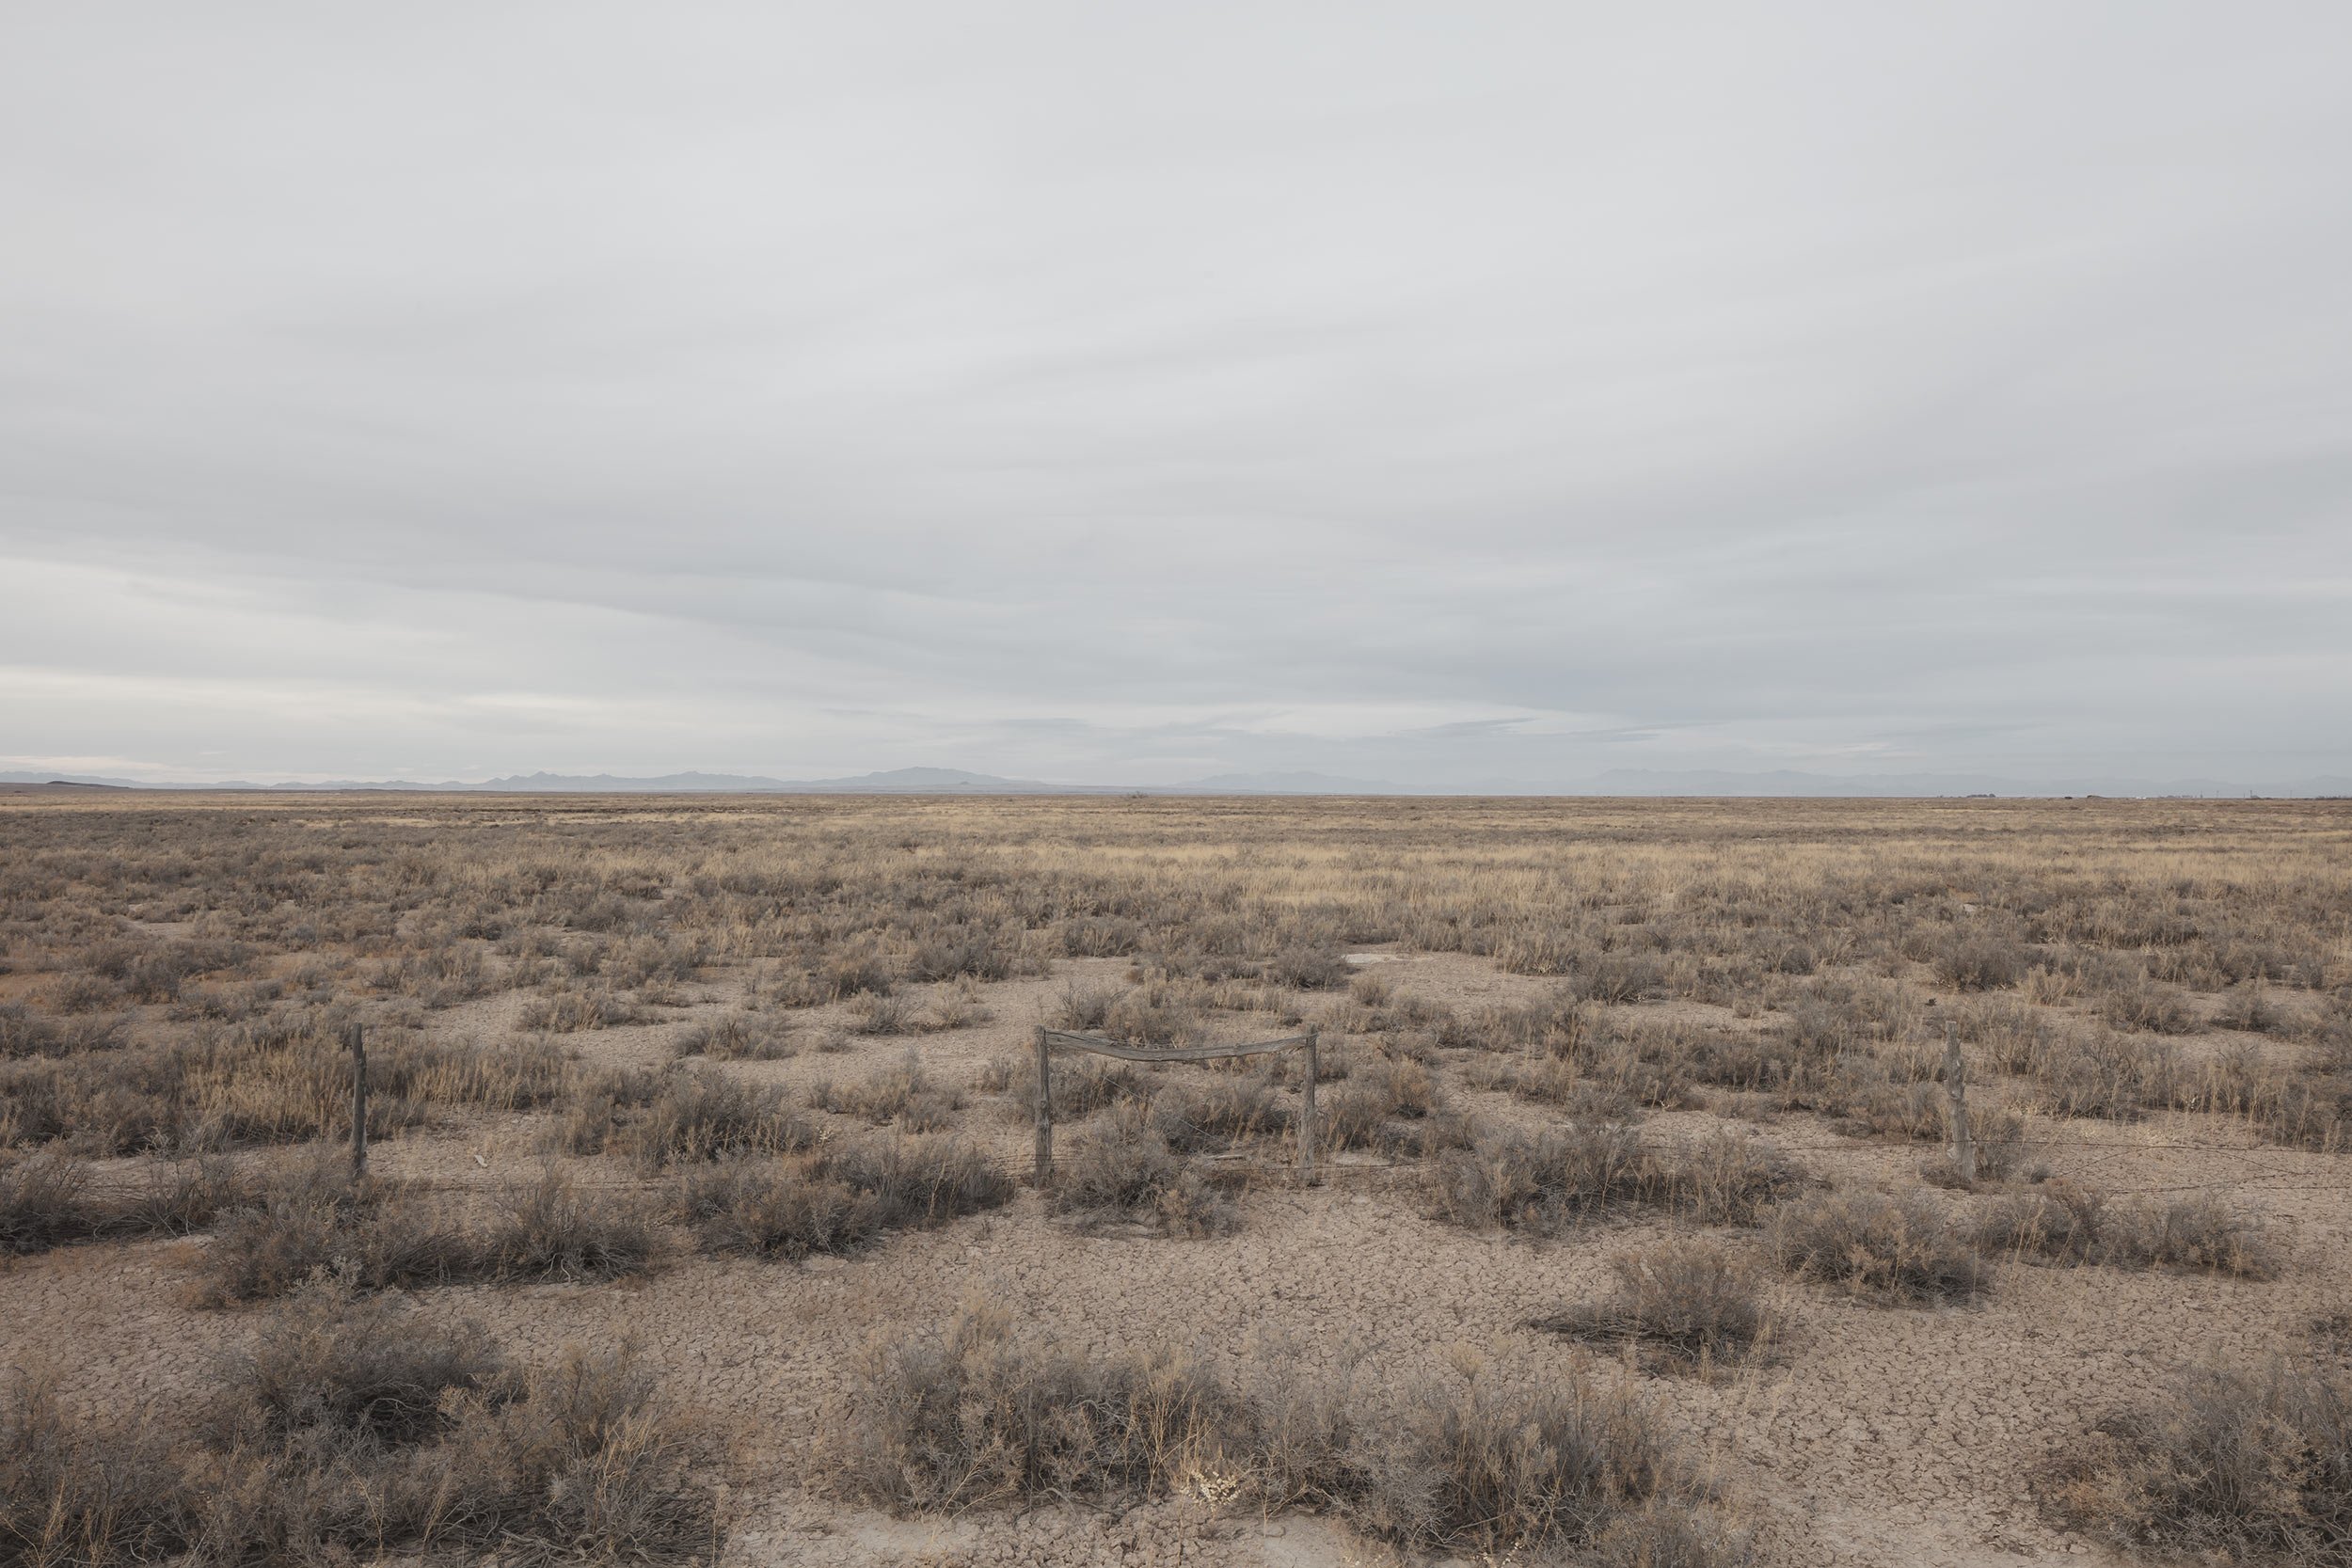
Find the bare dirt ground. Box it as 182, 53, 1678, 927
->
4, 793, 2349, 1567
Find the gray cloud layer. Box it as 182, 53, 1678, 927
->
5, 6, 2348, 785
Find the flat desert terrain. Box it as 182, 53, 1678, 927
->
4, 793, 2349, 1567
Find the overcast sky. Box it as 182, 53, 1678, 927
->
4, 6, 2349, 786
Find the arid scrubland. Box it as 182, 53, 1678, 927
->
3, 791, 2350, 1567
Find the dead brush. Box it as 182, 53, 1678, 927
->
2174, 1042, 2352, 1151
2211, 980, 2302, 1037
0, 1379, 195, 1565
1958, 994, 2065, 1073
596, 1068, 815, 1168
1439, 990, 1591, 1055
982, 1051, 1154, 1117
2098, 979, 2201, 1036
0, 1003, 124, 1060
191, 1164, 660, 1303
1571, 951, 1672, 1005
1048, 978, 1117, 1032
516, 982, 647, 1033
827, 1306, 1740, 1562
1587, 1024, 1707, 1110
1149, 1074, 1294, 1153
675, 1161, 877, 1259
924, 977, 994, 1030
550, 1066, 666, 1155
1975, 1183, 2281, 1278
1931, 934, 2035, 991
828, 1302, 1248, 1512
1470, 1053, 1641, 1121
671, 1010, 798, 1061
1917, 1107, 2030, 1188
230, 1275, 505, 1443
807, 1051, 965, 1131
1050, 1104, 1239, 1236
807, 1134, 1016, 1230
675, 1134, 1011, 1259
1534, 1238, 1776, 1371
1352, 1354, 1731, 1561
2045, 1356, 2352, 1562
1101, 980, 1205, 1045
1319, 973, 1451, 1036
1, 1022, 567, 1157
1316, 1057, 1439, 1151
477, 1166, 663, 1282
1431, 1122, 1797, 1234
2, 1284, 718, 1566
2028, 1028, 2178, 1121
1768, 1189, 1991, 1304
1, 1151, 268, 1256
841, 990, 917, 1037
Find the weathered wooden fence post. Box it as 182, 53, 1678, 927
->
1033, 1024, 1054, 1186
346, 1020, 369, 1180
1299, 1030, 1318, 1183
1943, 1017, 1974, 1183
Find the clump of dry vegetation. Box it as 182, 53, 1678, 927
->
2046, 1356, 2352, 1562
1, 1278, 718, 1564
806, 1051, 965, 1131
1768, 1189, 1992, 1304
671, 1009, 797, 1060
1534, 1238, 1777, 1370
192, 1164, 660, 1304
2, 1152, 267, 1256
1432, 1122, 1799, 1233
559, 1066, 814, 1168
829, 1304, 1741, 1563
1973, 1181, 2281, 1278
674, 1135, 1012, 1259
0, 1017, 572, 1156
1047, 1104, 1242, 1236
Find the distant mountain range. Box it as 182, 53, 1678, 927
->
5, 765, 2348, 798
1507, 768, 2352, 799
0, 765, 1393, 796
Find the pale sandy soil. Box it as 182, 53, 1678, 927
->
7, 945, 2344, 1568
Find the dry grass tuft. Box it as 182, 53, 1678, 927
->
1049, 1104, 1241, 1236
1354, 1355, 1724, 1560
828, 1304, 1740, 1562
1768, 1189, 1991, 1304
565, 1068, 815, 1168
672, 1010, 798, 1061
1534, 1238, 1776, 1370
2046, 1357, 2352, 1562
191, 1164, 660, 1304
2, 1278, 718, 1565
674, 1135, 1012, 1259
807, 1051, 965, 1131
1432, 1122, 1798, 1234
1, 1152, 268, 1256
1974, 1182, 2281, 1278
829, 1303, 1248, 1512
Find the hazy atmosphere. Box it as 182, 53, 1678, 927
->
5, 6, 2350, 790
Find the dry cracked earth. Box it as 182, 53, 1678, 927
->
8, 944, 2344, 1568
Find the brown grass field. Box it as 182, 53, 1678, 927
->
4, 791, 2350, 1567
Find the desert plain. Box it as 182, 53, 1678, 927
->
3, 791, 2348, 1568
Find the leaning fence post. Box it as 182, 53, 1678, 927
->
346, 1021, 369, 1180
1298, 1031, 1318, 1183
1943, 1018, 1974, 1183
1033, 1025, 1054, 1186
